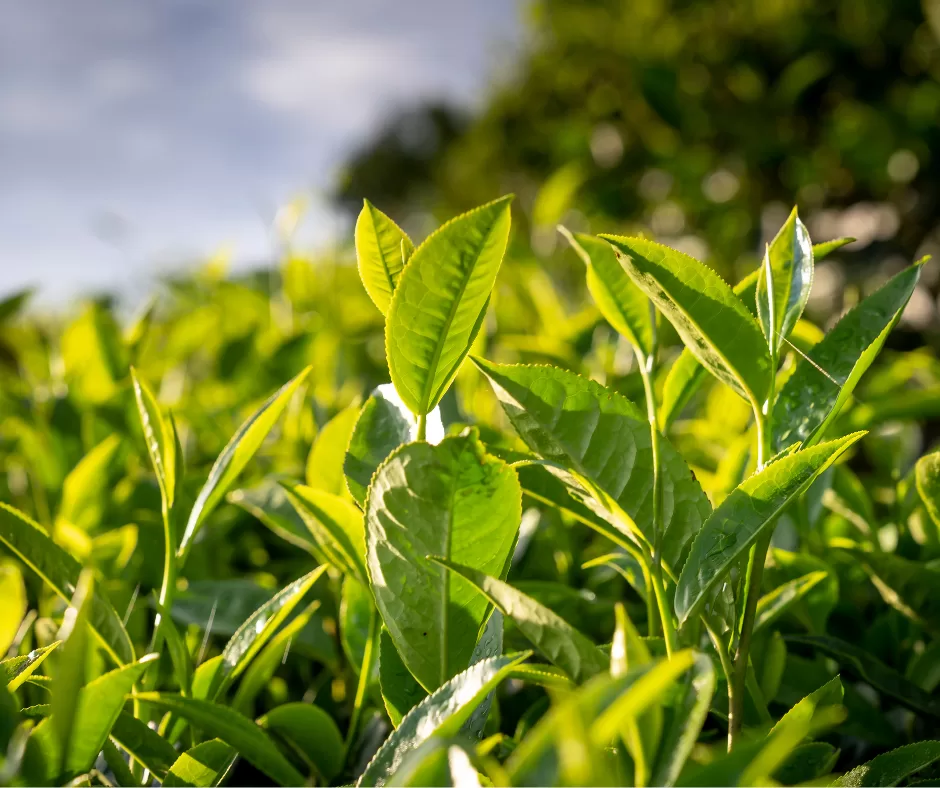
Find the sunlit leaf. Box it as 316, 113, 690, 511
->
356, 200, 415, 315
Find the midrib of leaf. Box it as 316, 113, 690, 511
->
368, 203, 397, 295
440, 457, 459, 687
416, 219, 501, 415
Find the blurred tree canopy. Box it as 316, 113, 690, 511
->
335, 0, 940, 277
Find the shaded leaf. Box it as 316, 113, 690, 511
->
754, 571, 828, 634
164, 739, 237, 788
834, 741, 940, 787
379, 629, 428, 727
259, 702, 344, 782
2, 642, 59, 692
228, 479, 319, 556
110, 710, 179, 781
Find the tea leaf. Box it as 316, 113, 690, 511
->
675, 433, 864, 625
366, 432, 521, 692
773, 263, 921, 450
379, 629, 428, 727
473, 360, 710, 569
135, 693, 305, 787
813, 237, 855, 260
258, 702, 344, 782
560, 228, 652, 357
0, 562, 26, 656
228, 479, 319, 556
359, 652, 529, 787
757, 207, 814, 353
164, 739, 237, 788
110, 710, 179, 780
131, 369, 176, 510
345, 383, 444, 506
56, 434, 122, 532
356, 200, 415, 315
386, 197, 512, 416
282, 483, 367, 584
179, 366, 311, 558
834, 741, 940, 787
306, 402, 360, 496
754, 570, 828, 634
601, 235, 771, 408
430, 557, 608, 683
0, 504, 135, 664
2, 642, 59, 692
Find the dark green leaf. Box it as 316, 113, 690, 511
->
834, 741, 940, 787
259, 702, 344, 782
675, 433, 863, 625
379, 629, 428, 727
754, 571, 828, 634
366, 432, 521, 692
110, 710, 179, 781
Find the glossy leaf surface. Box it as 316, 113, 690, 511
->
356, 200, 414, 315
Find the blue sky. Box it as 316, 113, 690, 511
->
0, 0, 520, 303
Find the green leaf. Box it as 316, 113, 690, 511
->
358, 652, 529, 787
915, 450, 940, 532
386, 196, 512, 416
164, 739, 237, 788
786, 635, 940, 718
366, 432, 521, 692
282, 483, 367, 584
812, 237, 855, 260
834, 741, 940, 787
769, 675, 844, 741
110, 710, 179, 781
228, 478, 319, 556
136, 692, 305, 787
380, 629, 428, 727
340, 576, 374, 675
208, 564, 328, 700
601, 234, 771, 408
2, 642, 59, 692
773, 742, 840, 784
102, 738, 139, 788
430, 557, 607, 683
0, 562, 26, 655
306, 401, 360, 496
233, 600, 321, 714
649, 653, 716, 787
386, 738, 481, 787
355, 200, 415, 315
675, 433, 864, 625
258, 702, 344, 782
56, 434, 122, 532
834, 545, 940, 634
179, 366, 311, 559
757, 207, 814, 354
33, 654, 158, 782
131, 369, 176, 510
754, 571, 828, 634
560, 227, 652, 357
473, 360, 710, 569
153, 600, 194, 696
773, 263, 921, 450
345, 383, 444, 506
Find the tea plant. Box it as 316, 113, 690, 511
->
1, 196, 940, 787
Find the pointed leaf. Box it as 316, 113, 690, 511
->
356, 200, 415, 315
2, 642, 59, 692
209, 564, 328, 699
282, 484, 367, 583
430, 557, 607, 683
345, 383, 444, 506
769, 675, 844, 741
602, 234, 771, 408
228, 479, 319, 556
813, 237, 855, 260
179, 366, 311, 558
675, 433, 864, 625
757, 207, 814, 353
164, 739, 237, 788
57, 434, 122, 532
473, 360, 710, 569
306, 401, 360, 496
754, 571, 828, 634
386, 196, 512, 416
834, 742, 940, 787
560, 228, 652, 357
135, 692, 305, 787
774, 263, 921, 450
33, 655, 158, 782
131, 369, 176, 509
259, 702, 344, 782
366, 432, 521, 692
358, 652, 529, 787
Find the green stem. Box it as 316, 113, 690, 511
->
344, 605, 380, 761
728, 380, 775, 749
416, 412, 427, 442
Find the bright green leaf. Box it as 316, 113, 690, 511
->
306, 401, 360, 496
0, 562, 26, 655
754, 570, 828, 634
812, 237, 855, 260
164, 739, 237, 788
386, 196, 512, 416
2, 642, 59, 692
356, 200, 415, 315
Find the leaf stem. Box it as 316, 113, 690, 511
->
416, 412, 427, 442
728, 369, 776, 749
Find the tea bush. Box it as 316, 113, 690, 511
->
1, 198, 940, 787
